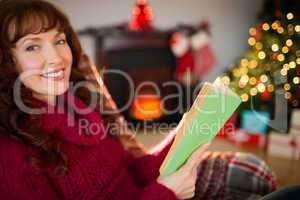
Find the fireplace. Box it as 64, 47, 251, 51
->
78, 26, 200, 125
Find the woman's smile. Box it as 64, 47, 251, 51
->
41, 68, 65, 81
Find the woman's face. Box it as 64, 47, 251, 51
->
12, 29, 73, 104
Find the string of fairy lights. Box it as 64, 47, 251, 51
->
222, 12, 300, 107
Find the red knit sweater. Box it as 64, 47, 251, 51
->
0, 91, 178, 200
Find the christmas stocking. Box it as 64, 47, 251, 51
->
190, 30, 217, 79
170, 32, 196, 85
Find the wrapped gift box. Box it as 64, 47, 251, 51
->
290, 109, 300, 137
240, 110, 270, 134
267, 131, 300, 160
226, 128, 267, 147
224, 110, 270, 147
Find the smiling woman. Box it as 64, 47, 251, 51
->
0, 0, 185, 199
13, 30, 73, 105
0, 0, 84, 172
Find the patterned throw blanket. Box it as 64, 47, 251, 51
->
191, 152, 276, 200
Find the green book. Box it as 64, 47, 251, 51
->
159, 77, 242, 176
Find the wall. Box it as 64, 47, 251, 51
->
50, 0, 263, 81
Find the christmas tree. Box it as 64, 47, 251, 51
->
128, 0, 154, 31
221, 0, 300, 112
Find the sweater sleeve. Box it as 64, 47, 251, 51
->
126, 131, 176, 187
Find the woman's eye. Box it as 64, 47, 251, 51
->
25, 45, 40, 52
56, 39, 66, 45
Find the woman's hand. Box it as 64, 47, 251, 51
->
157, 143, 210, 199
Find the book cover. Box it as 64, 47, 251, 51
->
159, 78, 242, 176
